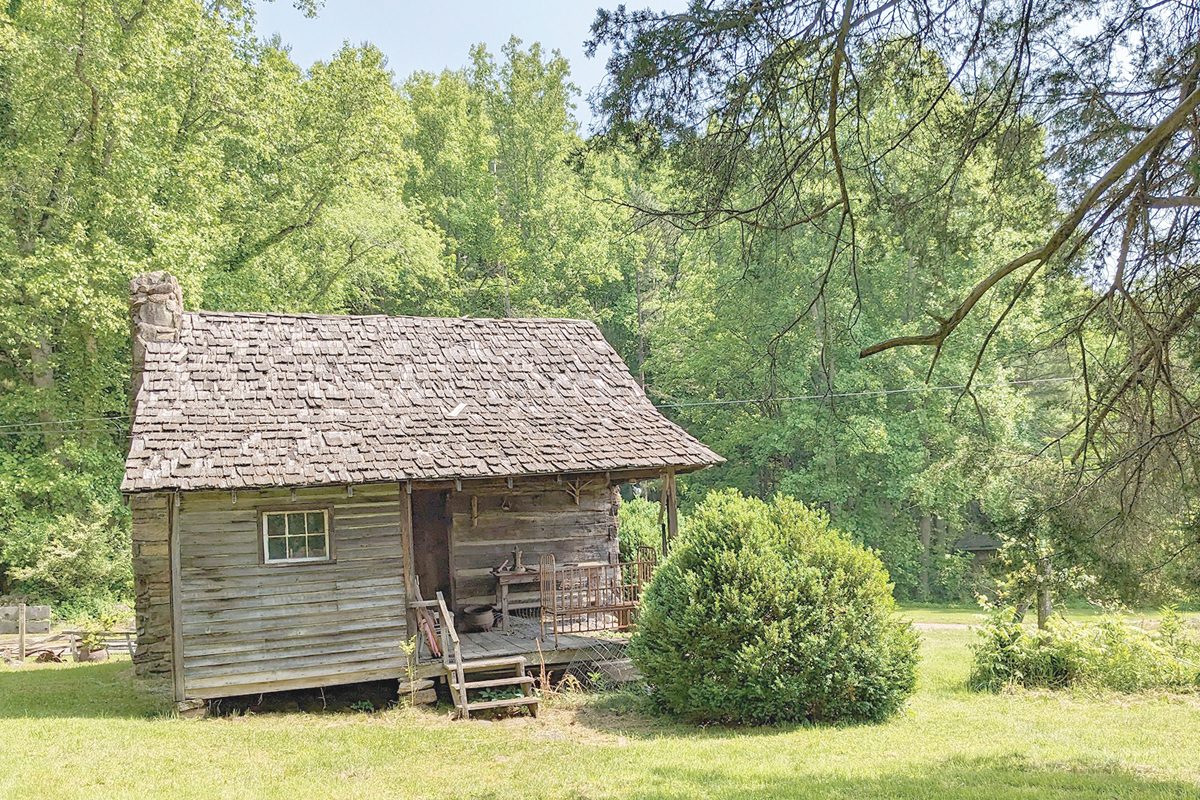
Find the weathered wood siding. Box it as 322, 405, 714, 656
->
450, 482, 619, 608
176, 485, 408, 699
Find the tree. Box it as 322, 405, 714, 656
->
402, 39, 631, 322
590, 0, 1200, 576
641, 54, 1067, 599
0, 0, 444, 607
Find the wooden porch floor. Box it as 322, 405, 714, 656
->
414, 616, 627, 680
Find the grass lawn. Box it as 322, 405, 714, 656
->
2, 629, 1199, 799
897, 602, 1200, 626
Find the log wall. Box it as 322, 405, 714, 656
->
450, 481, 619, 608
174, 484, 409, 699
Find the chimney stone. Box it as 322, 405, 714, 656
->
130, 272, 183, 414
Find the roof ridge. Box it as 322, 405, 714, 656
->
186, 310, 599, 326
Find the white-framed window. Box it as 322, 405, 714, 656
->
262, 509, 331, 563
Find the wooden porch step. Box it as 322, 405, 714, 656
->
447, 655, 527, 672
465, 696, 540, 713
452, 675, 534, 692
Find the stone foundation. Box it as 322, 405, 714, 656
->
176, 698, 207, 719
400, 678, 437, 706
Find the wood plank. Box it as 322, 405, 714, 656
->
182, 545, 401, 569
182, 487, 397, 510
187, 642, 407, 679
188, 664, 410, 698
182, 584, 405, 613
187, 653, 407, 692
181, 557, 405, 584
466, 696, 538, 712
180, 606, 406, 637
182, 614, 407, 642
183, 629, 409, 663
181, 574, 402, 600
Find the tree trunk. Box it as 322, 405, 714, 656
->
918, 514, 932, 602
500, 261, 511, 318
635, 250, 648, 387
29, 337, 60, 449
1036, 555, 1053, 631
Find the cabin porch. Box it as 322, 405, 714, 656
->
411, 615, 627, 681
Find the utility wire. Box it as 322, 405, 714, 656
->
0, 415, 129, 430
0, 377, 1081, 435
653, 376, 1081, 409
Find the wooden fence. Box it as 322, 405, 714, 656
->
1, 604, 51, 662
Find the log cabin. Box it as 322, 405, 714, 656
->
122, 272, 721, 716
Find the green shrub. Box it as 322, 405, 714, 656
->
969, 607, 1200, 692
629, 489, 919, 725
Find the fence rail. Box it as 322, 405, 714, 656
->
0, 604, 50, 636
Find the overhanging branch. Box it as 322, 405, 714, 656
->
859, 84, 1200, 360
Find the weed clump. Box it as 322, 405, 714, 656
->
970, 607, 1200, 692
629, 490, 919, 725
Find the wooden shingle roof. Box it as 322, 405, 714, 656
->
122, 311, 722, 492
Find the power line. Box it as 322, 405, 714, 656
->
653, 376, 1081, 409
0, 377, 1081, 434
0, 415, 129, 430
0, 428, 130, 438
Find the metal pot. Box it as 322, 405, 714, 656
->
461, 605, 495, 632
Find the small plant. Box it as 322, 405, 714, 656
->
349, 700, 375, 713
475, 686, 523, 703
398, 634, 419, 708
77, 610, 122, 653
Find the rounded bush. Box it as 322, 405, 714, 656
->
629, 490, 919, 725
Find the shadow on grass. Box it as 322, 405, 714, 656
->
564, 689, 893, 743
0, 660, 170, 719
617, 753, 1199, 800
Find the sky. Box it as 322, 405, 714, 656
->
252, 1, 683, 131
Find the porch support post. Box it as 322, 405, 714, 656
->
665, 469, 678, 552
399, 482, 417, 638
169, 491, 185, 703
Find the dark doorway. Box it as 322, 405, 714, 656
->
411, 490, 452, 606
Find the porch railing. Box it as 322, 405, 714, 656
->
539, 547, 657, 647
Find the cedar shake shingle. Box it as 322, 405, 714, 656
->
122, 312, 722, 491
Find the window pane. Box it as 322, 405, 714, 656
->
307, 535, 327, 558
288, 536, 307, 559
267, 537, 287, 561
266, 514, 285, 537
287, 512, 307, 535
306, 512, 325, 534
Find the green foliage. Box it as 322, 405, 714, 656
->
3, 510, 131, 613
616, 496, 675, 562
639, 48, 1069, 603
970, 608, 1200, 693
630, 489, 919, 725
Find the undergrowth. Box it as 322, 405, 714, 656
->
970, 607, 1200, 692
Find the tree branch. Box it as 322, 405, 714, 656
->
860, 83, 1200, 360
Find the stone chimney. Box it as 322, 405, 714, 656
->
128, 272, 183, 682
129, 272, 183, 414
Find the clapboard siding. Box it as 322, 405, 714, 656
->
176, 485, 409, 698
449, 484, 618, 606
